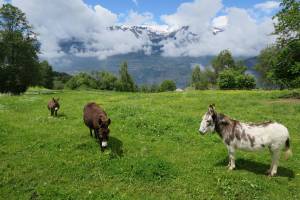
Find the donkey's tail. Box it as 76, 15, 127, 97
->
284, 138, 292, 160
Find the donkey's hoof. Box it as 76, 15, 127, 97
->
266, 169, 277, 177
268, 172, 277, 177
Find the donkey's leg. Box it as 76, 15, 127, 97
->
89, 128, 93, 137
267, 147, 273, 174
96, 129, 104, 152
94, 128, 98, 139
227, 145, 236, 170
269, 149, 280, 176
55, 110, 58, 117
51, 109, 54, 116
95, 129, 99, 139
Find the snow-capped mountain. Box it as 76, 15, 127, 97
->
55, 25, 256, 88
59, 25, 221, 56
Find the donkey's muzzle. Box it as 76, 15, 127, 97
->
199, 129, 206, 135
101, 141, 108, 148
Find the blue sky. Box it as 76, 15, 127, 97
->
84, 0, 279, 23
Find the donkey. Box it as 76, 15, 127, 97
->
199, 104, 292, 176
47, 97, 60, 117
83, 102, 111, 151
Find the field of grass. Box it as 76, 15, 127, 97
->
0, 89, 299, 199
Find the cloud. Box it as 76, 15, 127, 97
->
7, 0, 277, 63
11, 0, 151, 61
124, 10, 154, 26
160, 0, 276, 57
132, 0, 138, 6
0, 0, 6, 6
212, 15, 228, 28
161, 0, 223, 33
254, 1, 280, 13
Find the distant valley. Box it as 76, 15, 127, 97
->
54, 26, 257, 88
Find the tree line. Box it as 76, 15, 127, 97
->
64, 61, 176, 92
191, 50, 256, 90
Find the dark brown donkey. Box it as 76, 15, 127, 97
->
47, 98, 60, 116
83, 102, 111, 151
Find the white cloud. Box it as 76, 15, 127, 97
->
161, 0, 223, 33
0, 0, 6, 6
254, 1, 280, 13
212, 16, 228, 28
11, 0, 151, 61
124, 10, 154, 26
7, 0, 277, 63
160, 0, 276, 57
132, 0, 138, 6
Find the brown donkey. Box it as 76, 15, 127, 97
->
47, 98, 60, 117
83, 102, 111, 151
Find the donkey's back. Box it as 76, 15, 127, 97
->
238, 121, 289, 151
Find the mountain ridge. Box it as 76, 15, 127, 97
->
54, 25, 256, 88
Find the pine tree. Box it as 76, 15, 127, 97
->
191, 65, 201, 86
117, 62, 136, 92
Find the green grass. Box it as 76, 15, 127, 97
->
0, 89, 299, 200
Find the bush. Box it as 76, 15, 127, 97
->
194, 81, 209, 90
65, 73, 97, 90
52, 71, 72, 90
159, 80, 176, 92
218, 70, 256, 89
139, 85, 151, 93
236, 74, 256, 89
150, 84, 160, 93
218, 70, 236, 89
139, 84, 160, 93
53, 80, 65, 90
94, 71, 117, 90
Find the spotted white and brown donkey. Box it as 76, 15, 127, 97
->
199, 104, 292, 176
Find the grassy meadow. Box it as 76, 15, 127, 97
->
0, 89, 299, 199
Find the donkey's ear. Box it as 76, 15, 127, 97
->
52, 97, 55, 101
208, 104, 215, 112
56, 98, 60, 102
209, 104, 215, 109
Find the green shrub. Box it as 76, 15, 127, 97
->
139, 85, 150, 93
53, 80, 65, 90
65, 73, 97, 90
159, 80, 176, 92
94, 71, 118, 90
218, 70, 256, 90
236, 74, 256, 89
218, 70, 236, 89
